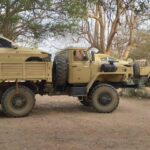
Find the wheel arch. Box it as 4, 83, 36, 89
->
22, 82, 38, 94
25, 57, 43, 62
87, 73, 127, 93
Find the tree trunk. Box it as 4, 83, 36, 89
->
122, 13, 137, 59
106, 0, 122, 52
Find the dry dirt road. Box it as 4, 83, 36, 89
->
0, 95, 150, 150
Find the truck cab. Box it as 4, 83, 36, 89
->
53, 47, 130, 88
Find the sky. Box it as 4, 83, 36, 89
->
39, 35, 90, 54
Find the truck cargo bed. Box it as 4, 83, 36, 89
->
0, 62, 52, 81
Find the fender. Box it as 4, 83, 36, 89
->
86, 72, 128, 93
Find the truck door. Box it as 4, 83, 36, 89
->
69, 50, 91, 84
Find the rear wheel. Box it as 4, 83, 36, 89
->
1, 86, 35, 117
91, 84, 119, 113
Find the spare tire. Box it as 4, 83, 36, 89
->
133, 63, 140, 78
53, 55, 68, 86
101, 63, 117, 72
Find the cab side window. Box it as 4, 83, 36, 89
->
0, 38, 12, 48
73, 50, 88, 61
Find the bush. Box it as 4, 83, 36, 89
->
123, 87, 150, 99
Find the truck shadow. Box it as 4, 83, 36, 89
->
32, 103, 94, 117
0, 109, 6, 118
0, 104, 94, 118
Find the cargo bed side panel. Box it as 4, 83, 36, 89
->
0, 62, 52, 81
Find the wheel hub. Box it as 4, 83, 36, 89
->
99, 93, 112, 105
12, 94, 27, 109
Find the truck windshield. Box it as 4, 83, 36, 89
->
0, 38, 12, 48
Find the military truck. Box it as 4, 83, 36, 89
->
0, 36, 50, 62
0, 38, 149, 117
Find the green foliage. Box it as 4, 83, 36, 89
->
50, 22, 78, 35
27, 22, 44, 39
0, 0, 80, 40
0, 0, 88, 41
0, 0, 53, 40
0, 0, 149, 45
63, 0, 87, 18
123, 88, 150, 99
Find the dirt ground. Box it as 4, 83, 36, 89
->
0, 95, 150, 150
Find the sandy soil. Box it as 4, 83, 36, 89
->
0, 95, 150, 150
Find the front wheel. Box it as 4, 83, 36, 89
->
91, 84, 119, 113
1, 86, 35, 117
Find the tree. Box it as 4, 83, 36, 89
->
76, 0, 128, 53
0, 0, 80, 42
0, 0, 50, 40
73, 0, 150, 55
0, 0, 149, 53
121, 0, 150, 59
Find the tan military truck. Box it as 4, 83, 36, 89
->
0, 40, 149, 117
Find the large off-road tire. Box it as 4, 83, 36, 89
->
78, 97, 91, 107
91, 84, 119, 113
133, 63, 140, 78
1, 86, 35, 117
53, 55, 68, 86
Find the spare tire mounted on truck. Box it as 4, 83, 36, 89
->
52, 54, 68, 87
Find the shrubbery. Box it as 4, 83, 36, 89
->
122, 88, 150, 99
